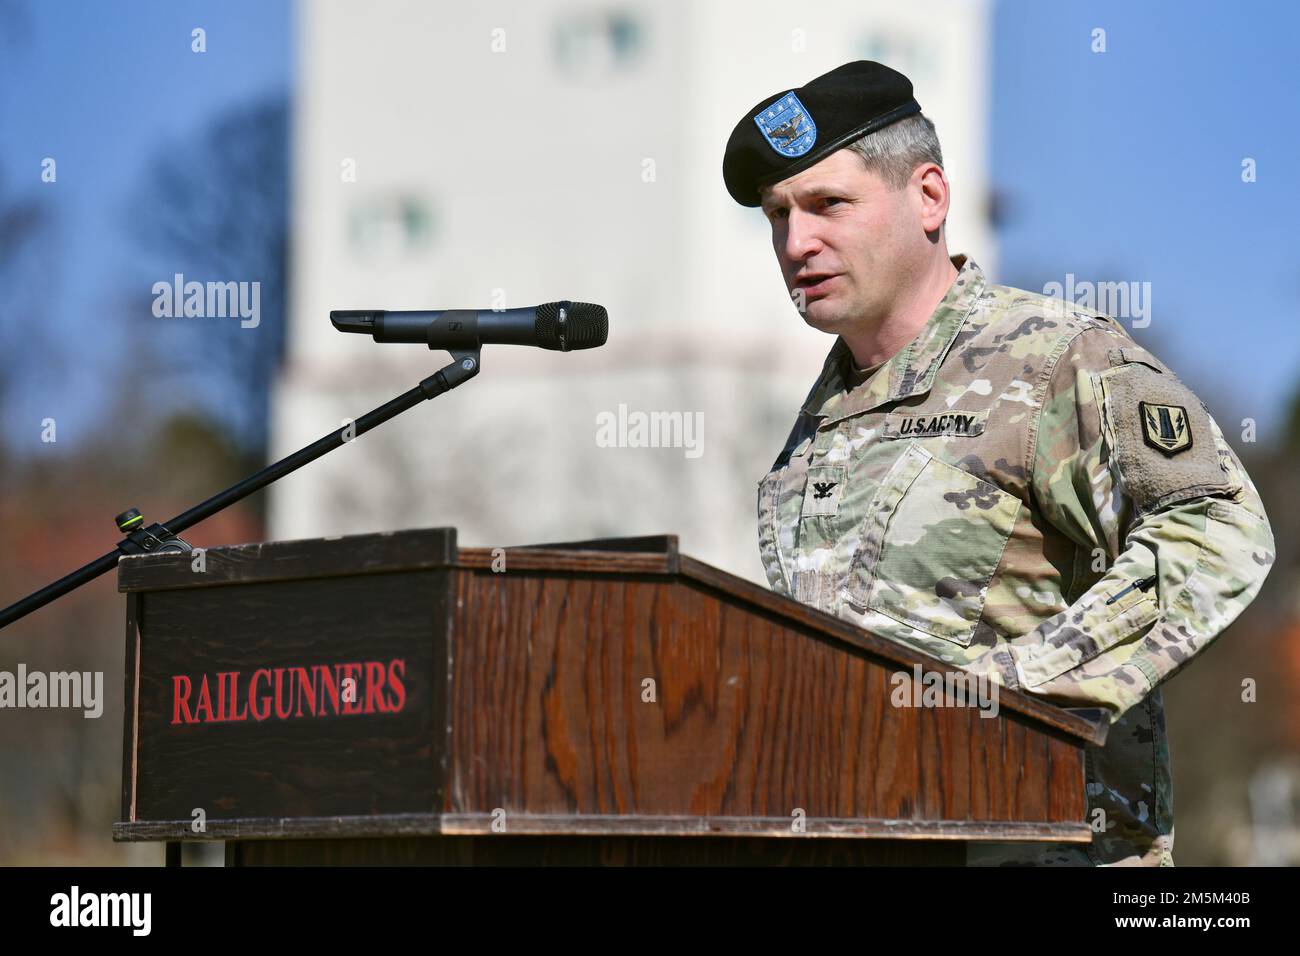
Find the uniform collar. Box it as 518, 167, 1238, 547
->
800, 254, 985, 427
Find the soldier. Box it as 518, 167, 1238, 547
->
723, 61, 1276, 865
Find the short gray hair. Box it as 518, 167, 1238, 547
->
844, 112, 943, 191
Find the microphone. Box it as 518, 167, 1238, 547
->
330, 300, 608, 352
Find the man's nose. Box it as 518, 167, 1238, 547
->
783, 209, 824, 262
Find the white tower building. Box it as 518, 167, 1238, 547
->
270, 0, 994, 584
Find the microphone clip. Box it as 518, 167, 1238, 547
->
418, 348, 481, 400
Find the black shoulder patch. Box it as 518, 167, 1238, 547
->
1139, 401, 1193, 456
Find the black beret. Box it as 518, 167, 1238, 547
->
722, 60, 921, 207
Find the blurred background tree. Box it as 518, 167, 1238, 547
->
123, 95, 290, 491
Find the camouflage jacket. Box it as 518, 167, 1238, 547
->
756, 254, 1275, 865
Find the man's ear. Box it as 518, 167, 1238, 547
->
916, 163, 950, 235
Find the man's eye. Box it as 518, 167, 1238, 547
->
821, 197, 844, 209
768, 208, 788, 221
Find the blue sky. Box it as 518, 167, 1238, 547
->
2, 0, 1296, 454
993, 0, 1300, 436
0, 0, 292, 453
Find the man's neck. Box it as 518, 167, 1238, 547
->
842, 253, 960, 369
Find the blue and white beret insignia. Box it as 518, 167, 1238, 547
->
754, 92, 817, 158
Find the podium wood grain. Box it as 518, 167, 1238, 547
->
115, 528, 1102, 865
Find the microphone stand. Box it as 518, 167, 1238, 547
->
0, 348, 481, 630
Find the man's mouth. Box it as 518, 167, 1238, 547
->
794, 274, 839, 296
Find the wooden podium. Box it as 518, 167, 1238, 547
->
112, 527, 1106, 866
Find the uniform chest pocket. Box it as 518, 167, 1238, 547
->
840, 442, 1021, 646
756, 436, 815, 596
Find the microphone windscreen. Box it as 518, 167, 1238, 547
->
536, 301, 608, 351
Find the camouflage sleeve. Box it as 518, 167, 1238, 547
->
1008, 327, 1276, 722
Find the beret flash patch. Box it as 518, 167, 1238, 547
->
755, 92, 817, 158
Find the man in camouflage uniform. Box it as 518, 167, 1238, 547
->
723, 62, 1275, 865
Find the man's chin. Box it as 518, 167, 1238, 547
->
799, 303, 846, 334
